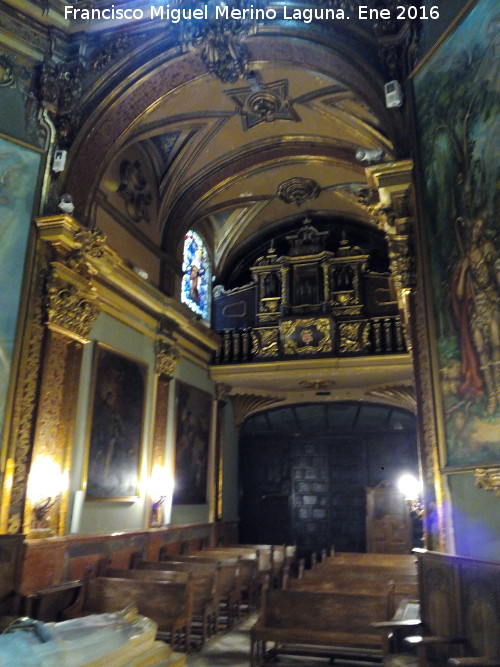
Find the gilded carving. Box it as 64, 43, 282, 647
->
216, 382, 232, 403
156, 339, 179, 378
251, 328, 279, 358
46, 275, 99, 342
69, 228, 107, 276
39, 59, 86, 147
475, 468, 500, 497
92, 34, 142, 71
4, 268, 46, 532
281, 317, 333, 355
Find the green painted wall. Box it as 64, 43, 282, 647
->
448, 473, 500, 561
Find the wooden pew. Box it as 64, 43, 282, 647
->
375, 550, 500, 666
159, 554, 241, 630
98, 567, 194, 650
0, 534, 25, 628
135, 558, 226, 639
23, 579, 84, 622
251, 586, 392, 666
199, 548, 259, 610
61, 575, 193, 652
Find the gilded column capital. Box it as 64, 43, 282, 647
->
45, 269, 100, 344
216, 382, 232, 403
156, 338, 179, 378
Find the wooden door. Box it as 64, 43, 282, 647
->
366, 486, 412, 553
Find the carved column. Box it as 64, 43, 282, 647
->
24, 262, 100, 537
213, 383, 232, 523
150, 332, 179, 527
362, 161, 445, 550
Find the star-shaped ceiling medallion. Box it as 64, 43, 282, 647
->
225, 79, 300, 130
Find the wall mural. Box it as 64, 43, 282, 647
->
413, 0, 499, 467
0, 136, 41, 447
173, 381, 212, 505
181, 229, 211, 321
85, 343, 147, 500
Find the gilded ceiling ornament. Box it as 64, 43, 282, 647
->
180, 0, 252, 83
475, 468, 500, 497
225, 79, 300, 130
117, 159, 152, 224
92, 35, 141, 71
156, 339, 179, 378
277, 177, 321, 207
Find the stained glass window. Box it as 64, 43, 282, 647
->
181, 230, 211, 321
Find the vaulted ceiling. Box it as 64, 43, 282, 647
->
61, 1, 416, 290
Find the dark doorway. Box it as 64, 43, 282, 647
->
239, 402, 420, 561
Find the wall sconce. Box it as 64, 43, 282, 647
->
27, 457, 67, 532
397, 473, 424, 518
149, 465, 174, 527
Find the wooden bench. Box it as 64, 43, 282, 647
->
250, 586, 392, 666
22, 579, 84, 622
159, 554, 241, 630
135, 558, 229, 640
61, 575, 193, 652
199, 548, 259, 610
378, 550, 500, 666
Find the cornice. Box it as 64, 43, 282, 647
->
35, 215, 219, 363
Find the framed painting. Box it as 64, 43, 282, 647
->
413, 0, 499, 467
0, 135, 42, 448
85, 343, 147, 499
173, 381, 212, 505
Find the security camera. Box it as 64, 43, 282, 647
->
52, 149, 67, 172
58, 193, 74, 214
355, 148, 385, 163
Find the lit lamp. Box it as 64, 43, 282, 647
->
27, 457, 67, 535
397, 473, 424, 518
149, 465, 174, 527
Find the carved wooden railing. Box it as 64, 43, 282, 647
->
213, 315, 406, 364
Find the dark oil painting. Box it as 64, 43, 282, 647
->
86, 344, 147, 499
173, 381, 212, 505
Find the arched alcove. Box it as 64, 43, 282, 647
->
239, 402, 421, 559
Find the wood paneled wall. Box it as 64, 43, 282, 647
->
18, 521, 238, 594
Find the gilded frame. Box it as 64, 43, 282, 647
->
84, 342, 147, 500
173, 380, 212, 505
412, 0, 499, 470
0, 135, 42, 458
